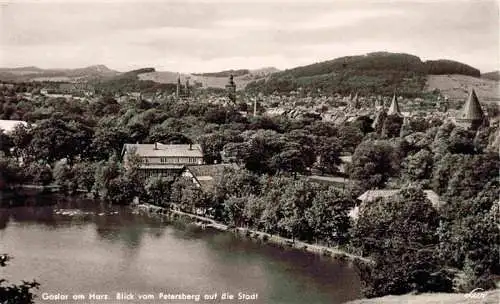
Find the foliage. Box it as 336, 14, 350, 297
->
144, 176, 174, 208
0, 254, 40, 304
350, 140, 398, 191
424, 60, 480, 77
352, 187, 452, 297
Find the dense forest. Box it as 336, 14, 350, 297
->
245, 52, 484, 97
192, 69, 250, 77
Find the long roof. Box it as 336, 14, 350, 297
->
123, 143, 203, 158
458, 88, 484, 120
357, 189, 445, 209
0, 120, 28, 134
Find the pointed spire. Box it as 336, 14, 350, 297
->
387, 94, 402, 116
460, 88, 484, 120
176, 73, 181, 99
352, 92, 359, 109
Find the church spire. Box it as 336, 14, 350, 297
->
225, 74, 236, 103
387, 93, 402, 116
176, 73, 181, 99
460, 88, 484, 121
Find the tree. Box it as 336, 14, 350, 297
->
401, 149, 433, 187
53, 161, 77, 193
382, 114, 404, 138
0, 254, 40, 304
145, 176, 173, 208
315, 137, 342, 175
448, 127, 476, 154
305, 187, 353, 245
438, 183, 500, 292
91, 125, 129, 161
276, 179, 316, 241
349, 140, 398, 191
0, 156, 25, 189
73, 162, 97, 194
352, 187, 452, 297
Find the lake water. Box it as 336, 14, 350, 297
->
0, 197, 361, 304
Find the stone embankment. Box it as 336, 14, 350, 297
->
134, 203, 373, 266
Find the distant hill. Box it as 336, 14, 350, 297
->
244, 52, 484, 97
0, 65, 120, 82
138, 67, 279, 90
91, 67, 178, 94
192, 69, 250, 78
424, 59, 480, 77
482, 71, 500, 81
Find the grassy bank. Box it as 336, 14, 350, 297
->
134, 203, 372, 266
345, 289, 499, 304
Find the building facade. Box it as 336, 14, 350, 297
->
122, 143, 204, 178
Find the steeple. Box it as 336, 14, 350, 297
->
176, 74, 181, 99
185, 78, 190, 97
225, 74, 236, 103
351, 92, 359, 109
387, 94, 402, 116
460, 88, 484, 121
455, 88, 485, 130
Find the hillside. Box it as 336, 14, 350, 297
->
0, 65, 120, 82
91, 68, 177, 94
426, 74, 499, 103
138, 67, 278, 90
482, 71, 500, 81
244, 52, 486, 97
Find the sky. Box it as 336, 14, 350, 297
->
0, 0, 498, 73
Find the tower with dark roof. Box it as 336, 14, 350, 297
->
185, 78, 190, 98
225, 74, 236, 103
176, 74, 181, 99
455, 88, 485, 130
351, 92, 360, 109
387, 94, 402, 117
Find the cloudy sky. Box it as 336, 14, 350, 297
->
0, 0, 498, 73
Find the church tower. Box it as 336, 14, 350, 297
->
225, 74, 236, 103
185, 78, 190, 98
176, 74, 181, 100
387, 94, 402, 117
455, 88, 486, 130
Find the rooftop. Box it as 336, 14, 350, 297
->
123, 143, 203, 158
457, 88, 484, 121
357, 189, 445, 209
0, 120, 28, 134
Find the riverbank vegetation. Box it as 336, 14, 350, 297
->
0, 254, 39, 304
0, 82, 498, 300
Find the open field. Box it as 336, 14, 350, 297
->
426, 74, 500, 103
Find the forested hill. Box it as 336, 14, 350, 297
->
91, 67, 177, 94
245, 52, 482, 97
482, 71, 500, 81
192, 69, 250, 77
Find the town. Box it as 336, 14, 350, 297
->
0, 52, 498, 303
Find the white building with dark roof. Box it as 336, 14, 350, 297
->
350, 189, 446, 219
122, 143, 204, 178
0, 120, 28, 134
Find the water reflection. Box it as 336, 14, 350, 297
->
0, 196, 362, 304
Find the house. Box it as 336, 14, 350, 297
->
122, 143, 204, 178
350, 189, 446, 219
0, 120, 28, 134
182, 163, 239, 192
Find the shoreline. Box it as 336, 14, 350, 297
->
134, 203, 373, 267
